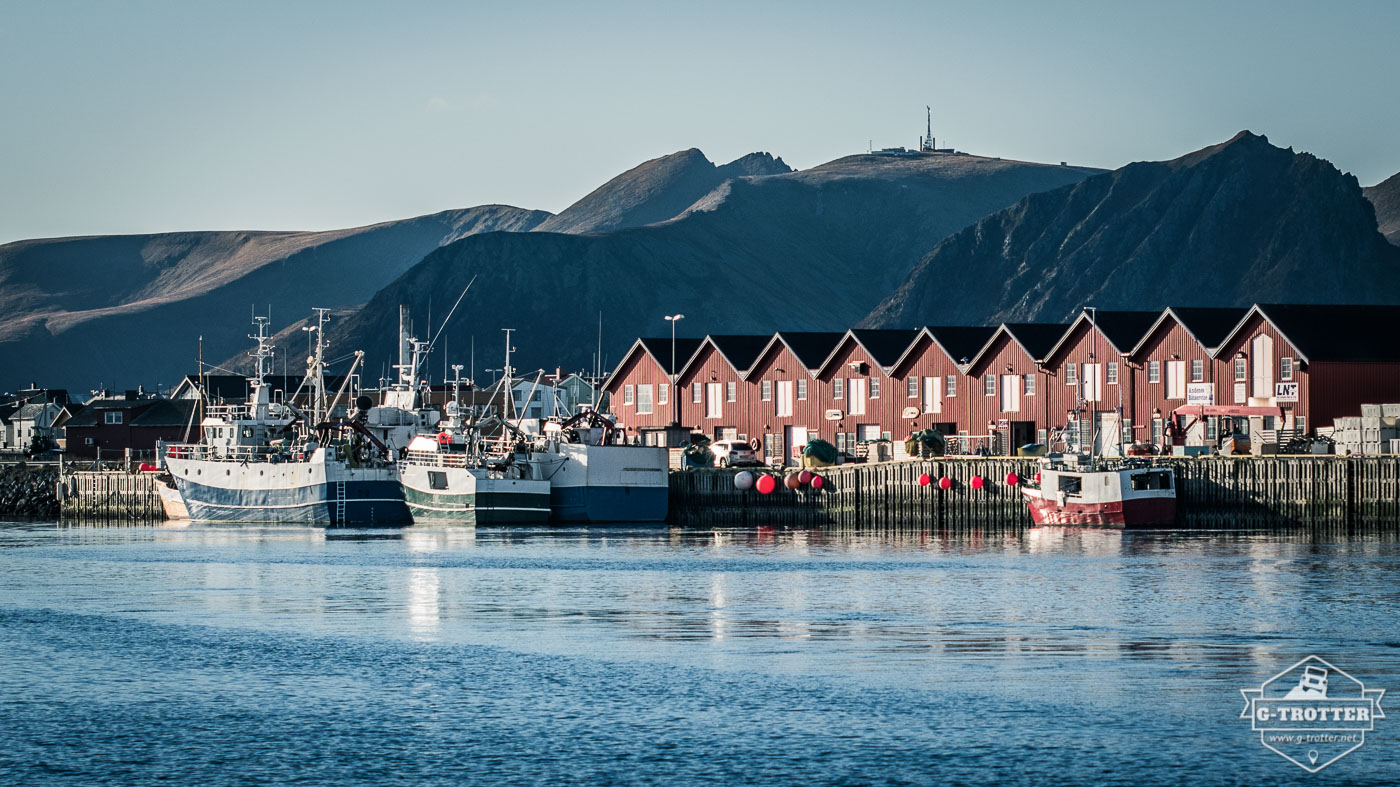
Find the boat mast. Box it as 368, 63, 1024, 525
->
307, 307, 331, 426
1087, 305, 1097, 464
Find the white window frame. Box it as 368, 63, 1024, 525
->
832, 378, 844, 399
869, 378, 880, 399
1190, 359, 1204, 383
1107, 362, 1119, 385
1024, 374, 1036, 396
636, 384, 653, 415
657, 383, 668, 406
623, 385, 634, 406
104, 411, 123, 425
726, 381, 736, 402
797, 379, 807, 401
907, 377, 919, 398
1234, 358, 1247, 382
692, 383, 702, 403
1148, 361, 1161, 384
1065, 363, 1078, 386
984, 375, 995, 397
761, 380, 772, 401
1280, 357, 1294, 381
946, 375, 956, 398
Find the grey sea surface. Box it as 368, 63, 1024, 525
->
0, 521, 1396, 785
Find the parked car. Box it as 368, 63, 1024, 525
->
711, 439, 760, 467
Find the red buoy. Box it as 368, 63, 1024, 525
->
756, 474, 777, 495
784, 473, 801, 490
919, 473, 931, 486
437, 432, 451, 445
971, 475, 985, 490
798, 470, 812, 485
938, 476, 952, 490
1005, 472, 1019, 486
1035, 472, 1042, 483
810, 475, 824, 490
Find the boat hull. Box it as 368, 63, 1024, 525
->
1023, 491, 1176, 528
547, 443, 668, 523
399, 462, 550, 525
167, 453, 410, 526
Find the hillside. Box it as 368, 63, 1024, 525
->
324, 153, 1103, 380
1364, 171, 1400, 245
535, 149, 792, 235
865, 132, 1400, 328
0, 206, 549, 391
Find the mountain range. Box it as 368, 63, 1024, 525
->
1, 133, 1396, 394
865, 132, 1400, 327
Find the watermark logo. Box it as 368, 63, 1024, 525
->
1240, 656, 1386, 772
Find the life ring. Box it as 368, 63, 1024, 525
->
437, 432, 451, 445
749, 437, 762, 451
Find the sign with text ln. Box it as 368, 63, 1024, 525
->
1275, 382, 1299, 403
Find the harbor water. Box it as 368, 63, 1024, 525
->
1, 521, 1397, 785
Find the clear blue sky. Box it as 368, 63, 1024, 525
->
2, 0, 1397, 244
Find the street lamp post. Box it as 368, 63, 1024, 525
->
664, 314, 684, 427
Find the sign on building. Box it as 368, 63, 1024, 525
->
1275, 382, 1300, 403
1186, 383, 1215, 406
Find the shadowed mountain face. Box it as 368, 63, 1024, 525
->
1364, 171, 1400, 245
0, 206, 549, 391
864, 132, 1400, 328
535, 149, 792, 235
325, 154, 1103, 380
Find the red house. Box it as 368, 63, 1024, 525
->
604, 336, 703, 444
815, 329, 917, 461
962, 323, 1067, 453
675, 334, 770, 442
1039, 310, 1159, 454
744, 331, 845, 465
887, 325, 997, 445
1128, 306, 1248, 446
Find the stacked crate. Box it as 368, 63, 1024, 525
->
1341, 404, 1400, 455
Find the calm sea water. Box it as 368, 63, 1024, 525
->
0, 521, 1397, 786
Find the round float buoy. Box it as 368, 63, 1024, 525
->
1035, 472, 1042, 483
810, 475, 824, 490
938, 476, 952, 490
756, 474, 777, 495
798, 470, 812, 485
971, 475, 985, 490
918, 473, 931, 486
437, 432, 451, 445
784, 473, 801, 490
1005, 472, 1019, 486
734, 471, 755, 491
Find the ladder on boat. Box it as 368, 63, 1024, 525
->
334, 481, 346, 525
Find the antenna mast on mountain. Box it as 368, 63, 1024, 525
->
923, 105, 936, 152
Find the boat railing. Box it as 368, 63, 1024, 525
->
165, 443, 304, 463
402, 449, 473, 468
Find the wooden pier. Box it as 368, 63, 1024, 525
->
59, 470, 163, 523
668, 457, 1400, 530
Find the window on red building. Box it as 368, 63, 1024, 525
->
1065, 363, 1078, 386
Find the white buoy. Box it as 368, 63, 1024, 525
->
733, 471, 755, 491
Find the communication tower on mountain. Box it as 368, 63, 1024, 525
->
921, 105, 936, 152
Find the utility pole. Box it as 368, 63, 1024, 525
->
664, 314, 684, 426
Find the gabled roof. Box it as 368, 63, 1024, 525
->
889, 325, 998, 374
1130, 306, 1250, 357
62, 399, 160, 428
604, 336, 705, 391
745, 332, 846, 379
1215, 304, 1400, 363
706, 334, 772, 374
966, 322, 1070, 371
816, 329, 920, 376
1043, 310, 1160, 364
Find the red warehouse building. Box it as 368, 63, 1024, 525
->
962, 323, 1067, 453
675, 334, 771, 443
887, 325, 998, 444
1128, 307, 1249, 446
606, 336, 703, 444
814, 329, 918, 461
1039, 310, 1159, 454
743, 331, 845, 465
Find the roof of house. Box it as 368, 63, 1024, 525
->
636, 337, 705, 374
1229, 304, 1400, 363
848, 329, 920, 369
1126, 306, 1252, 358
62, 398, 161, 428
925, 325, 999, 366
707, 334, 771, 373
14, 403, 52, 421
1003, 323, 1070, 362
771, 332, 847, 371
1043, 310, 1160, 363
128, 399, 199, 428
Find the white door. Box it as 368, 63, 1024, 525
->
923, 376, 939, 413
1095, 412, 1122, 456
1166, 361, 1185, 400
705, 383, 722, 419
1083, 363, 1101, 402
1000, 375, 1019, 412
849, 378, 866, 415
1251, 335, 1273, 399
777, 380, 793, 417
784, 426, 807, 465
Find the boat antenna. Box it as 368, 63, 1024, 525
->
415, 275, 478, 377
1087, 305, 1097, 464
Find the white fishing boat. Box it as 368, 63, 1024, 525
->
164, 312, 410, 526
539, 412, 668, 523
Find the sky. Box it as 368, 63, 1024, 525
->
2, 0, 1398, 244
